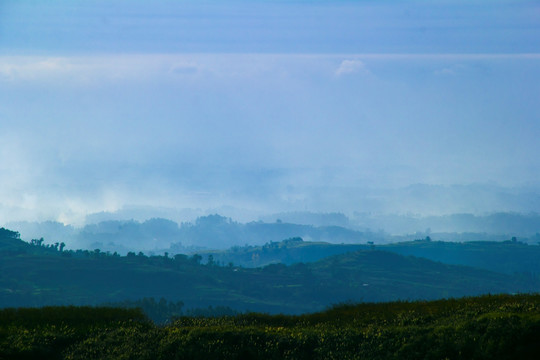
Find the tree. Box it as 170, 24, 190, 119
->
0, 228, 20, 240
31, 238, 44, 246
174, 254, 188, 262
191, 254, 202, 264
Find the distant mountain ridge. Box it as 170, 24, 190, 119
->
6, 215, 380, 254
6, 211, 540, 256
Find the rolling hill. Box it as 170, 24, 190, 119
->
1, 227, 538, 314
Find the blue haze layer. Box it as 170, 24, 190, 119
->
0, 0, 539, 224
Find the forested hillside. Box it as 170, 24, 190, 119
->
1, 228, 539, 314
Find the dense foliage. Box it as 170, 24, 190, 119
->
1, 294, 539, 359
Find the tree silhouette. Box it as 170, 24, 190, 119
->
191, 254, 202, 264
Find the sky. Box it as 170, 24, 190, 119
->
0, 0, 540, 225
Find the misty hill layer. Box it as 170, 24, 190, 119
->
7, 215, 380, 253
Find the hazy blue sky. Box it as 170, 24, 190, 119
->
1, 0, 539, 224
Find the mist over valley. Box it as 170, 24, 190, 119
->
1, 0, 540, 358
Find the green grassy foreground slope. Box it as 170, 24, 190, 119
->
1, 294, 539, 359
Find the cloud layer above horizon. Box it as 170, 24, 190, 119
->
0, 1, 539, 224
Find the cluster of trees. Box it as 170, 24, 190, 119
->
0, 227, 20, 240
30, 237, 66, 252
